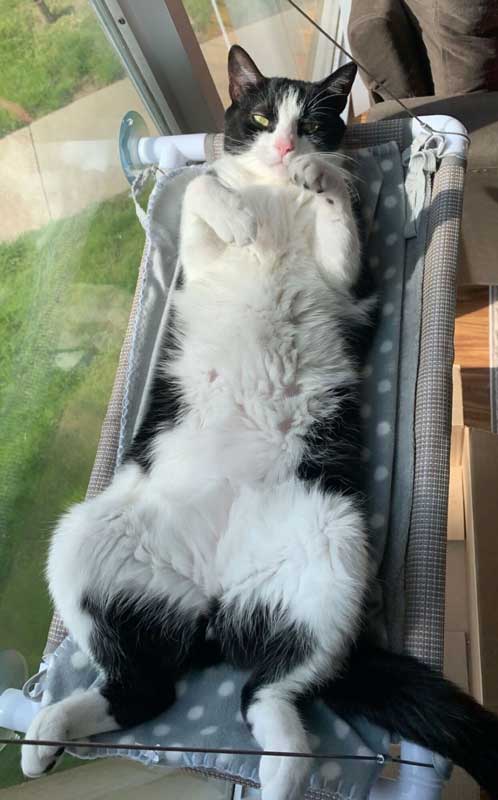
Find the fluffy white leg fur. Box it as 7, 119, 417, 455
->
247, 686, 311, 800
46, 461, 222, 655
218, 479, 369, 642
23, 464, 225, 779
219, 479, 369, 800
21, 689, 118, 778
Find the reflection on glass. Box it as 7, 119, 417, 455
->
0, 0, 155, 788
183, 0, 340, 106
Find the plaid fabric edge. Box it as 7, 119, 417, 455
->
403, 157, 466, 669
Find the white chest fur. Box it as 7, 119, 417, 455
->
152, 178, 358, 494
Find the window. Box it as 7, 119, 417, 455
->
0, 0, 156, 787
183, 0, 342, 106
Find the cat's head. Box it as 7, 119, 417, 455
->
224, 46, 357, 178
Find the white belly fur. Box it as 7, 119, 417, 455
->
151, 184, 357, 493
48, 182, 363, 649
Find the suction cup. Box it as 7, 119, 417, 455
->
0, 651, 27, 697
0, 651, 28, 747
119, 111, 150, 184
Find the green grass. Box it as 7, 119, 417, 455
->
0, 0, 124, 137
0, 191, 144, 788
183, 0, 215, 37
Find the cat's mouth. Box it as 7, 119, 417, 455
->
265, 150, 295, 174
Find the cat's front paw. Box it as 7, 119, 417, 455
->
211, 197, 257, 247
290, 156, 339, 195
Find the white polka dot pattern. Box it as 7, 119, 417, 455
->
374, 466, 389, 482
377, 421, 391, 437
378, 379, 391, 394
187, 705, 204, 720
217, 680, 235, 697
200, 726, 218, 736
153, 723, 171, 736
334, 718, 351, 740
70, 651, 89, 670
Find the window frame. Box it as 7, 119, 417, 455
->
91, 0, 225, 135
92, 0, 360, 136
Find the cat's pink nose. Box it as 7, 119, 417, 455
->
275, 137, 295, 158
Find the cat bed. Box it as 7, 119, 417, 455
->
22, 117, 467, 799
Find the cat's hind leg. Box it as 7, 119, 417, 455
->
22, 593, 218, 777
22, 464, 221, 777
21, 688, 118, 777
215, 479, 370, 800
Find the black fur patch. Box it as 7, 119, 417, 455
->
124, 293, 186, 472
296, 277, 376, 499
297, 386, 366, 498
210, 600, 316, 717
82, 592, 221, 728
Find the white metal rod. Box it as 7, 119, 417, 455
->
0, 689, 39, 733
137, 133, 207, 169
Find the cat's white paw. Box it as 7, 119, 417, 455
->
259, 753, 310, 800
209, 198, 257, 247
21, 703, 68, 778
290, 156, 338, 195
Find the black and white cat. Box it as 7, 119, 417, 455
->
22, 47, 498, 800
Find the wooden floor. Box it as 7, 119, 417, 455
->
454, 286, 491, 430
451, 287, 491, 800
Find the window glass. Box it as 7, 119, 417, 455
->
0, 1, 155, 787
183, 0, 340, 106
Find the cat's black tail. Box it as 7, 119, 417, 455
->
320, 642, 498, 797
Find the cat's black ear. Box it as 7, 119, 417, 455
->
316, 62, 357, 113
228, 45, 265, 102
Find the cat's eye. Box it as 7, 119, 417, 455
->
252, 113, 270, 128
301, 120, 320, 135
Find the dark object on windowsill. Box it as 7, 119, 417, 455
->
348, 0, 498, 102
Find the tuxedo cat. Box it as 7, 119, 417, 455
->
22, 46, 498, 800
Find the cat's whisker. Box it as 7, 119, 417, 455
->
224, 135, 246, 144
307, 84, 334, 110
224, 136, 246, 149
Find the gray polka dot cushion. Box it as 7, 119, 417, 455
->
36, 142, 409, 799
